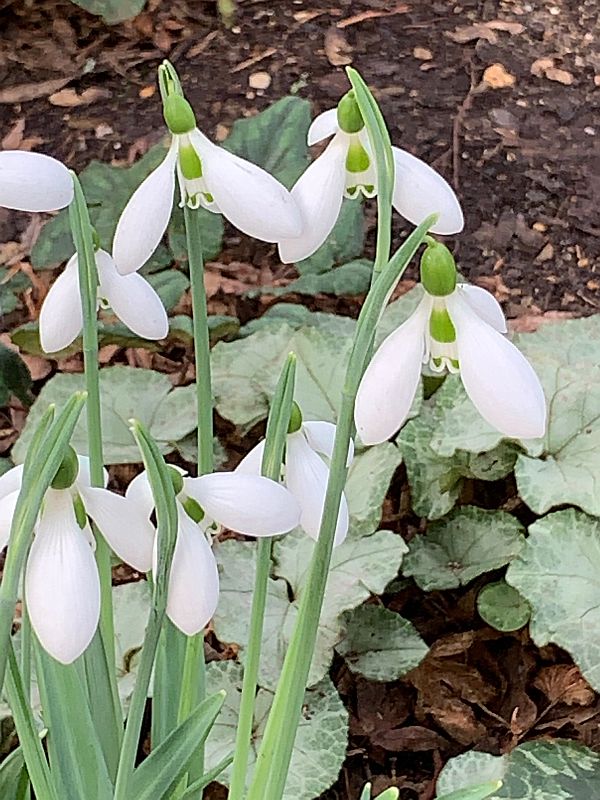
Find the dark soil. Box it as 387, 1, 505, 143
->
1, 1, 599, 798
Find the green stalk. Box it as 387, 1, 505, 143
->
5, 643, 58, 800
68, 173, 122, 770
113, 421, 178, 800
0, 395, 85, 693
347, 68, 395, 275
228, 354, 297, 800
178, 204, 214, 793
246, 216, 437, 800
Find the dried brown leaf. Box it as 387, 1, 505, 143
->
534, 665, 596, 707
324, 26, 353, 67
0, 77, 73, 104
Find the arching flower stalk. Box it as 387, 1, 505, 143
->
39, 248, 168, 353
278, 90, 464, 263
355, 239, 547, 444
0, 450, 155, 664
0, 150, 73, 212
125, 468, 300, 635
112, 61, 302, 276
237, 404, 354, 546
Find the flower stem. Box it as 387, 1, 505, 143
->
246, 217, 436, 800
68, 174, 122, 766
228, 354, 297, 800
181, 204, 214, 794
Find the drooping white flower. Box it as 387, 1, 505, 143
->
112, 91, 302, 276
278, 94, 464, 264
39, 248, 168, 353
0, 150, 73, 212
355, 242, 546, 444
0, 452, 155, 664
237, 410, 354, 546
125, 468, 300, 635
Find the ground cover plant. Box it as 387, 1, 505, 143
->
0, 2, 599, 799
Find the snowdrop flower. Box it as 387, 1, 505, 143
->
278, 91, 464, 263
125, 467, 300, 635
39, 248, 168, 353
237, 404, 354, 546
0, 449, 155, 664
355, 240, 546, 444
112, 62, 302, 275
0, 150, 73, 212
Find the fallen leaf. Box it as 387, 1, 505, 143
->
534, 665, 595, 706
324, 26, 353, 66
483, 63, 516, 89
531, 57, 555, 77
486, 20, 525, 34
232, 47, 277, 73
446, 23, 498, 44
1, 119, 25, 149
49, 87, 111, 107
0, 77, 73, 104
337, 3, 409, 28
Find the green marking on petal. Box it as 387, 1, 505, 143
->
179, 142, 203, 180
429, 308, 457, 343
73, 494, 87, 529
345, 138, 371, 174
183, 496, 205, 523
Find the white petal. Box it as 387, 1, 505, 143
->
355, 296, 432, 445
74, 455, 108, 489
286, 432, 348, 546
39, 255, 83, 353
308, 108, 339, 145
234, 440, 266, 475
447, 292, 547, 439
391, 146, 464, 235
96, 250, 168, 340
0, 490, 19, 551
0, 464, 24, 500
79, 486, 155, 572
190, 130, 302, 242
302, 421, 354, 467
112, 143, 177, 275
278, 134, 348, 264
25, 490, 100, 664
458, 284, 507, 333
184, 472, 300, 537
0, 151, 73, 212
125, 471, 155, 520
164, 507, 219, 636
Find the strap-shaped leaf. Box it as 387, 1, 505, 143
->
129, 690, 225, 800
436, 782, 503, 800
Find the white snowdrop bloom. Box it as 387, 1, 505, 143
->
0, 150, 73, 212
0, 450, 155, 664
112, 91, 302, 275
278, 92, 464, 264
126, 468, 300, 635
355, 242, 547, 445
38, 248, 168, 353
237, 407, 354, 547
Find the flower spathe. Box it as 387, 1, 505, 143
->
237, 418, 354, 547
0, 455, 155, 664
278, 102, 464, 264
112, 97, 302, 275
39, 248, 169, 353
355, 282, 547, 445
125, 469, 301, 635
0, 150, 73, 212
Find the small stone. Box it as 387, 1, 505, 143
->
249, 71, 271, 90
95, 123, 113, 138
584, 126, 596, 136
595, 75, 600, 87
533, 222, 547, 232
215, 123, 229, 142
545, 67, 574, 85
413, 46, 433, 61
483, 63, 516, 89
535, 242, 554, 263
531, 57, 554, 77
139, 85, 156, 99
